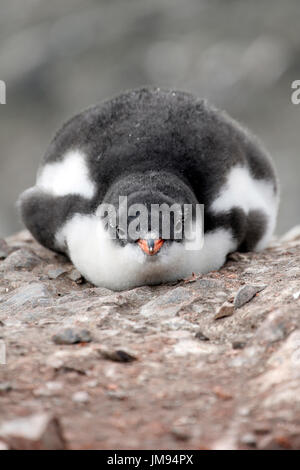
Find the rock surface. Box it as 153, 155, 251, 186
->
0, 229, 300, 449
0, 413, 66, 450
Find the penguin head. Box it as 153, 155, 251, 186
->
108, 205, 185, 258
59, 171, 203, 290
101, 176, 197, 260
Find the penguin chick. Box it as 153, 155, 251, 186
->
18, 88, 279, 291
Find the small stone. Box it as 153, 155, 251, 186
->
1, 283, 51, 310
234, 284, 266, 309
47, 267, 68, 280
0, 413, 66, 450
46, 357, 64, 369
193, 278, 224, 290
240, 433, 257, 447
213, 386, 232, 400
195, 330, 210, 341
86, 380, 98, 388
52, 328, 92, 345
214, 301, 234, 320
67, 269, 83, 283
232, 340, 247, 350
45, 381, 63, 392
0, 248, 41, 271
238, 407, 250, 417
253, 423, 271, 435
140, 287, 192, 318
34, 387, 53, 397
133, 326, 148, 334
293, 291, 300, 300
227, 252, 248, 262
171, 428, 191, 442
107, 390, 127, 400
0, 382, 12, 393
97, 348, 137, 363
173, 339, 223, 356
72, 391, 90, 403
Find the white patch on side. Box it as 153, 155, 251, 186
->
37, 150, 96, 199
56, 213, 237, 291
211, 165, 279, 251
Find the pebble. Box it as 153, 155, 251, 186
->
238, 407, 251, 417
0, 248, 41, 271
72, 391, 90, 403
97, 348, 137, 363
253, 423, 271, 435
0, 382, 12, 392
47, 267, 68, 280
240, 432, 257, 447
232, 340, 247, 350
140, 287, 192, 318
34, 387, 53, 397
133, 326, 148, 334
67, 269, 83, 283
214, 301, 234, 320
0, 413, 65, 450
173, 339, 221, 356
86, 380, 99, 388
171, 428, 191, 442
195, 330, 210, 341
107, 390, 127, 400
234, 284, 266, 309
46, 381, 63, 391
2, 283, 50, 309
227, 252, 249, 262
213, 386, 232, 400
52, 328, 92, 345
193, 278, 224, 290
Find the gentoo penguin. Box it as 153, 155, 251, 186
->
18, 88, 279, 291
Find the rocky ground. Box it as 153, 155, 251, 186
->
0, 228, 300, 450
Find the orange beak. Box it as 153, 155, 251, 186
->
137, 238, 164, 256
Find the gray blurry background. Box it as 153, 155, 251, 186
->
0, 0, 299, 237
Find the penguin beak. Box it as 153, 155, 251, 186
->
137, 238, 164, 256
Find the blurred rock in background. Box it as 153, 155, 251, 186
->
0, 0, 299, 237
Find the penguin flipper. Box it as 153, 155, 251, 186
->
18, 187, 90, 254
